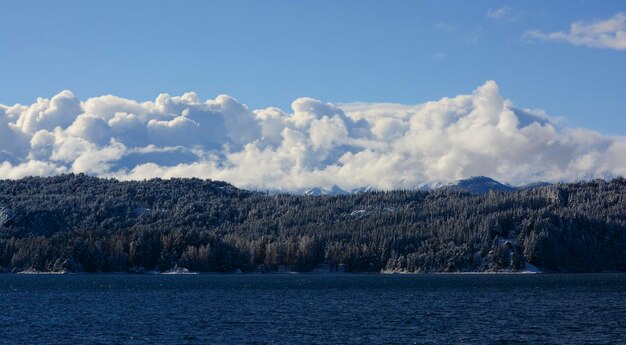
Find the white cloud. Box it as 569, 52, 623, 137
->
487, 6, 512, 20
0, 160, 67, 179
14, 90, 82, 135
526, 12, 626, 50
1, 82, 625, 191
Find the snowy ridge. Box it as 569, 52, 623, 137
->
304, 185, 349, 196
303, 176, 552, 196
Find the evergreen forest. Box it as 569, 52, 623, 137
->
1, 174, 625, 274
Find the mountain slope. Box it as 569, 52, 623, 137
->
449, 176, 516, 195
317, 176, 550, 196
303, 185, 349, 196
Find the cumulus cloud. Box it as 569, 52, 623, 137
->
526, 12, 626, 50
0, 81, 625, 191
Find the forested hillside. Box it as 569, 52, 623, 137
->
1, 174, 625, 273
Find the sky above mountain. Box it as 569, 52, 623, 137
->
1, 1, 625, 190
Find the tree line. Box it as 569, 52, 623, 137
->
1, 174, 625, 273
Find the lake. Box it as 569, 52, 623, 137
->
1, 273, 625, 344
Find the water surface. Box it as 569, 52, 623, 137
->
1, 273, 625, 344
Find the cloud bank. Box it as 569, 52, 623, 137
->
527, 12, 626, 50
1, 81, 625, 191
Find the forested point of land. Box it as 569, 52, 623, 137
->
1, 174, 625, 274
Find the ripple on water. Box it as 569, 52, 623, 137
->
0, 274, 625, 344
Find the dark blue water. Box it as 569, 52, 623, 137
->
1, 273, 625, 344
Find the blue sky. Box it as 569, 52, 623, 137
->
1, 1, 625, 134
2, 1, 626, 187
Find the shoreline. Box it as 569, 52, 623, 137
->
7, 270, 625, 275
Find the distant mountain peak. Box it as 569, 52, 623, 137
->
303, 176, 552, 196
451, 176, 516, 195
304, 185, 348, 196
303, 187, 325, 196
351, 185, 378, 193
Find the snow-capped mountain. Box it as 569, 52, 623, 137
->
417, 176, 554, 195
416, 180, 456, 191
448, 176, 516, 194
303, 176, 552, 196
303, 185, 349, 196
351, 185, 379, 194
